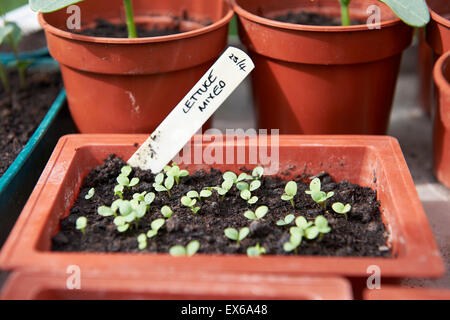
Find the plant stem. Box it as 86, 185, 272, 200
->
339, 0, 351, 26
0, 62, 10, 93
123, 0, 137, 38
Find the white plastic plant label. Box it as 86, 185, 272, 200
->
128, 46, 255, 173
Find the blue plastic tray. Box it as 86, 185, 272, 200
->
0, 60, 76, 247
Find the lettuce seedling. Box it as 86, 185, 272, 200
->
281, 181, 297, 208
244, 205, 269, 220
111, 199, 147, 232
75, 216, 87, 235
283, 216, 314, 252
332, 202, 351, 220
169, 240, 200, 257
98, 205, 116, 217
84, 188, 95, 200
251, 167, 264, 180
305, 178, 334, 210
165, 163, 189, 185
160, 205, 173, 219
187, 189, 212, 202
224, 227, 249, 245
276, 214, 295, 227
304, 216, 331, 241
337, 0, 429, 28
181, 196, 200, 214
146, 218, 165, 239
137, 233, 147, 250
237, 179, 260, 204
153, 172, 174, 197
247, 243, 266, 257
213, 179, 233, 199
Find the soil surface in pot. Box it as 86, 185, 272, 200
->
52, 155, 391, 257
77, 16, 211, 38
269, 11, 365, 26
0, 30, 47, 53
0, 70, 62, 178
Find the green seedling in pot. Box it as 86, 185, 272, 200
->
164, 162, 189, 185
132, 191, 155, 210
137, 233, 147, 250
281, 181, 297, 208
223, 171, 251, 185
247, 243, 266, 257
114, 166, 139, 198
236, 179, 260, 205
283, 216, 312, 253
304, 216, 331, 241
160, 205, 173, 219
244, 205, 269, 220
337, 0, 429, 28
153, 172, 174, 197
213, 179, 233, 199
84, 188, 95, 200
181, 195, 200, 214
332, 202, 352, 220
75, 216, 87, 235
186, 189, 212, 202
169, 240, 200, 257
113, 199, 147, 232
251, 166, 264, 180
30, 0, 138, 38
146, 218, 165, 239
224, 227, 249, 245
97, 198, 125, 217
305, 178, 334, 210
276, 214, 295, 227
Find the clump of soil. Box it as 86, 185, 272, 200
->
52, 155, 391, 257
0, 70, 62, 177
0, 30, 47, 53
268, 10, 365, 26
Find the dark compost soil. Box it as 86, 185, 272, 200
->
77, 15, 211, 38
268, 10, 365, 26
52, 155, 391, 257
0, 70, 62, 178
0, 30, 47, 53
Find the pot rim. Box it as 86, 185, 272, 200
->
231, 0, 403, 33
434, 50, 450, 95
429, 6, 450, 28
38, 3, 234, 45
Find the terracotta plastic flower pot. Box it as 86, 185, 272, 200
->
232, 0, 413, 134
433, 51, 450, 187
0, 272, 352, 300
363, 286, 450, 300
0, 135, 444, 285
426, 0, 450, 57
39, 0, 233, 133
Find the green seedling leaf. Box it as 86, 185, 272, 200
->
223, 171, 237, 183
248, 196, 258, 204
161, 205, 173, 219
187, 191, 199, 199
380, 0, 430, 28
144, 192, 155, 205
169, 245, 186, 256
117, 175, 129, 186
186, 240, 200, 256
255, 206, 269, 219
276, 214, 295, 226
98, 206, 115, 217
30, 0, 84, 13
247, 243, 266, 257
151, 218, 165, 231
75, 216, 87, 234
236, 181, 249, 191
164, 175, 174, 189
85, 188, 95, 200
315, 215, 331, 234
305, 178, 321, 195
304, 226, 319, 240
285, 181, 298, 196
129, 177, 139, 187
154, 173, 164, 185
237, 173, 250, 182
199, 189, 212, 198
252, 167, 264, 179
119, 201, 132, 216
133, 191, 147, 202
244, 210, 257, 220
121, 165, 132, 177
240, 189, 251, 201
137, 233, 147, 250
224, 228, 238, 241
332, 202, 351, 219
295, 216, 313, 229
250, 180, 261, 191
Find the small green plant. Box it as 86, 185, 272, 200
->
305, 178, 334, 210
281, 181, 297, 208
112, 199, 147, 232
137, 233, 147, 250
84, 188, 95, 200
276, 214, 295, 227
283, 216, 312, 252
132, 191, 155, 210
114, 165, 139, 198
337, 0, 429, 28
97, 199, 124, 217
224, 227, 249, 245
244, 206, 269, 220
164, 163, 189, 185
30, 0, 138, 38
160, 205, 173, 219
146, 218, 165, 239
169, 240, 200, 257
75, 216, 87, 235
332, 202, 352, 220
247, 243, 266, 257
186, 190, 212, 202
213, 179, 233, 199
304, 216, 331, 241
181, 196, 200, 214
251, 166, 264, 180
153, 172, 174, 197
236, 178, 260, 205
